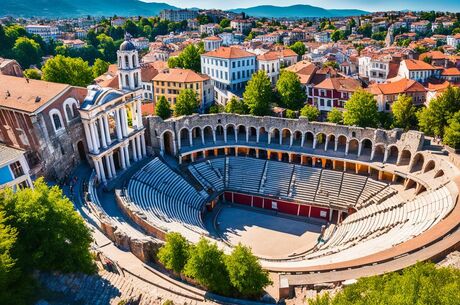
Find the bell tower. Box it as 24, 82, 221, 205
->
117, 33, 141, 91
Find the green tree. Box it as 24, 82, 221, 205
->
418, 86, 460, 137
174, 89, 199, 116
308, 263, 460, 305
219, 18, 231, 28
391, 94, 417, 131
184, 238, 230, 294
92, 58, 110, 78
167, 44, 204, 72
300, 104, 320, 121
444, 110, 460, 149
42, 55, 93, 87
157, 232, 189, 274
0, 179, 95, 274
243, 70, 273, 116
285, 109, 297, 119
23, 69, 41, 80
155, 96, 172, 120
327, 108, 343, 124
289, 41, 306, 57
12, 37, 42, 68
0, 25, 6, 52
225, 96, 248, 114
0, 211, 20, 305
276, 70, 306, 110
331, 30, 345, 42
343, 90, 379, 128
208, 104, 225, 113
225, 244, 272, 298
323, 61, 339, 69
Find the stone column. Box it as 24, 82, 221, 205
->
189, 130, 193, 146
212, 129, 216, 143
119, 147, 126, 169
94, 158, 101, 182
103, 114, 111, 145
115, 109, 123, 140
279, 134, 282, 145
121, 107, 128, 137
125, 145, 131, 167
98, 159, 106, 183
268, 131, 271, 145
301, 133, 305, 147
136, 99, 143, 128
90, 122, 100, 153
136, 135, 142, 159
99, 117, 107, 148
324, 137, 329, 151
357, 142, 363, 157
105, 155, 113, 179
234, 128, 238, 143
224, 129, 227, 143
256, 129, 260, 143
132, 138, 138, 162
141, 133, 147, 157
246, 130, 249, 143
370, 147, 375, 161
82, 121, 94, 152
383, 148, 389, 163
313, 138, 317, 149
345, 141, 350, 156
334, 138, 338, 152
109, 153, 117, 177
201, 132, 205, 145
289, 134, 293, 147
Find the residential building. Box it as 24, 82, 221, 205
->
132, 37, 150, 50
311, 76, 361, 112
61, 39, 86, 49
201, 47, 256, 105
369, 78, 427, 111
153, 69, 213, 112
398, 59, 442, 83
160, 9, 198, 22
447, 34, 460, 49
25, 25, 59, 42
200, 23, 220, 36
230, 19, 253, 33
0, 144, 33, 191
257, 49, 299, 85
204, 36, 223, 52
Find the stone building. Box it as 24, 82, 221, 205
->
0, 75, 87, 179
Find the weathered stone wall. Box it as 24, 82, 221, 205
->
146, 114, 425, 156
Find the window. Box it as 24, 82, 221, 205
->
49, 109, 64, 132
10, 161, 24, 178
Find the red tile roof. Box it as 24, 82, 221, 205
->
202, 46, 255, 59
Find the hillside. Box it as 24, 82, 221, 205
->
230, 5, 368, 18
0, 0, 177, 18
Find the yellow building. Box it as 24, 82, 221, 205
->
153, 68, 213, 112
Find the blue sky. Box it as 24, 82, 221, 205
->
144, 0, 460, 11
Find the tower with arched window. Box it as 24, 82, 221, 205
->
117, 34, 141, 91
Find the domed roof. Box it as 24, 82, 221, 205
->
120, 40, 136, 51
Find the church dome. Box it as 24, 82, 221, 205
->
120, 40, 136, 51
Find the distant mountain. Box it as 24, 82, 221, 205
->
230, 5, 368, 18
1, 0, 178, 18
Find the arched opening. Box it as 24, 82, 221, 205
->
316, 133, 326, 149
387, 146, 399, 164
434, 169, 444, 178
304, 131, 314, 148
52, 113, 63, 131
191, 127, 202, 146
336, 135, 347, 153
259, 127, 268, 143
226, 124, 236, 143
203, 126, 214, 144
77, 141, 86, 162
373, 144, 385, 162
249, 127, 257, 142
410, 153, 424, 173
361, 139, 373, 158
132, 54, 136, 67
237, 125, 246, 142
162, 131, 174, 155
125, 74, 129, 87
180, 128, 190, 147
281, 128, 291, 145
292, 131, 302, 146
72, 103, 79, 118
271, 128, 280, 145
399, 149, 412, 166
65, 104, 73, 121
282, 152, 289, 162
423, 160, 435, 173
326, 134, 336, 151
348, 139, 359, 156
215, 125, 224, 142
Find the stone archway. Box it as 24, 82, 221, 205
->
162, 131, 175, 155
399, 149, 412, 166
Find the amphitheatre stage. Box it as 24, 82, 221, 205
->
216, 205, 323, 258
84, 113, 460, 294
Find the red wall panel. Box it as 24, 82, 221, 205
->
253, 196, 263, 208
298, 205, 310, 217
310, 206, 330, 220
233, 193, 252, 206
276, 200, 298, 215
224, 191, 233, 202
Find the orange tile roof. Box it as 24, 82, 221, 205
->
202, 46, 255, 59
369, 78, 426, 95
153, 68, 209, 83
284, 60, 317, 85
204, 36, 222, 41
0, 75, 69, 113
314, 77, 361, 92
403, 59, 438, 71
441, 67, 460, 76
